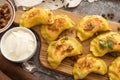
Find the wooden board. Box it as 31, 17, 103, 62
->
15, 9, 120, 80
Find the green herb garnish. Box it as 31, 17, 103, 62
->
111, 34, 114, 36
109, 52, 118, 57
107, 39, 114, 50
51, 43, 55, 46
99, 39, 106, 48
89, 23, 94, 30
64, 36, 68, 40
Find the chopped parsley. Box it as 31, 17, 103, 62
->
51, 43, 55, 46
107, 39, 114, 50
110, 34, 114, 36
64, 36, 68, 40
84, 23, 94, 31
89, 23, 94, 30
99, 39, 106, 48
109, 52, 118, 57
99, 39, 114, 50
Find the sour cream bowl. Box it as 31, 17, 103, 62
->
0, 27, 37, 62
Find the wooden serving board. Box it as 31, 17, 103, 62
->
15, 9, 120, 80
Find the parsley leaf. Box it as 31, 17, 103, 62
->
109, 52, 118, 57
99, 39, 106, 48
51, 43, 55, 46
64, 36, 68, 40
89, 23, 94, 30
107, 39, 114, 50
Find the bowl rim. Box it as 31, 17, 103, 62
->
0, 27, 37, 62
0, 0, 15, 33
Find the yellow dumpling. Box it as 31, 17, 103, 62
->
20, 7, 54, 28
109, 57, 120, 80
77, 15, 111, 41
73, 54, 107, 80
90, 32, 120, 57
41, 15, 75, 43
48, 36, 82, 69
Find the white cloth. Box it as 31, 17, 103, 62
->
14, 0, 99, 10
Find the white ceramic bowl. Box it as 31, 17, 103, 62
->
0, 0, 15, 33
1, 27, 37, 62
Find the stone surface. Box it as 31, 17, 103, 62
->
31, 0, 120, 80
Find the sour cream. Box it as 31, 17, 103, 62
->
1, 27, 37, 62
